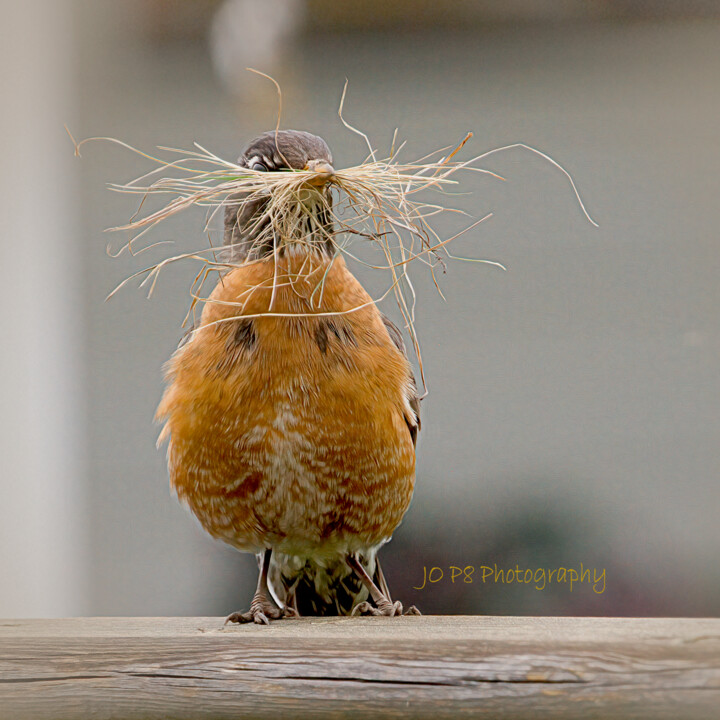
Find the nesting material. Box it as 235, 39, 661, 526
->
70, 120, 595, 385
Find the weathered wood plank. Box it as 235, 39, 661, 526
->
0, 616, 718, 719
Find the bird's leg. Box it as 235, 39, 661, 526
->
346, 554, 421, 617
225, 548, 288, 625
284, 580, 301, 618
373, 557, 393, 601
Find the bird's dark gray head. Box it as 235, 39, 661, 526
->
223, 130, 335, 262
241, 130, 333, 173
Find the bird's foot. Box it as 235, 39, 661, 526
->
225, 594, 291, 626
351, 599, 421, 617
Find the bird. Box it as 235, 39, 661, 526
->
155, 130, 421, 623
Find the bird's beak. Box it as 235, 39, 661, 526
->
305, 160, 335, 186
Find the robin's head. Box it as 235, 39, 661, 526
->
223, 130, 335, 261
241, 130, 334, 178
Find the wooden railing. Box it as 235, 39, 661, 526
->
1, 616, 718, 719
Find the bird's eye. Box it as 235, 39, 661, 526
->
251, 162, 268, 172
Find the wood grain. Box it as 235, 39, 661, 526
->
0, 616, 718, 719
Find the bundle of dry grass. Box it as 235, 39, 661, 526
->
69, 92, 595, 385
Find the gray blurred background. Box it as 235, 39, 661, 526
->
1, 0, 718, 618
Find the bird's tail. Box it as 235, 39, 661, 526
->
267, 551, 387, 616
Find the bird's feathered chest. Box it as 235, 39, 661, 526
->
156, 255, 417, 553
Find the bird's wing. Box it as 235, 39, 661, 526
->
381, 314, 421, 447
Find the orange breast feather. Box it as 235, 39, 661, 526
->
156, 255, 416, 556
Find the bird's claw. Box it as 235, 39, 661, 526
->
352, 599, 420, 617
225, 597, 285, 625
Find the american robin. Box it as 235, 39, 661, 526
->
156, 130, 420, 623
